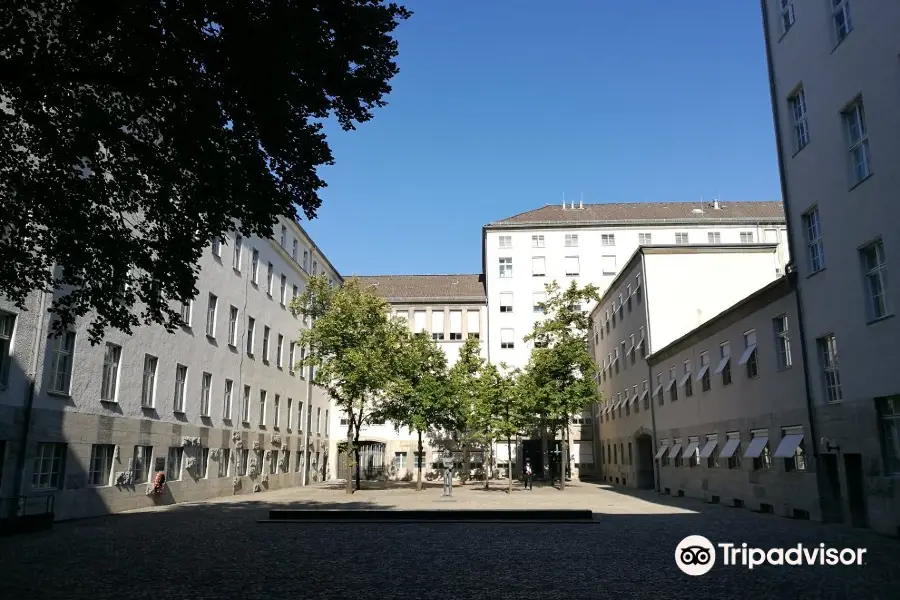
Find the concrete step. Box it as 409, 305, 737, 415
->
261, 509, 594, 523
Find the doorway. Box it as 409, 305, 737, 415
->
820, 454, 843, 523
844, 453, 868, 528
635, 434, 655, 489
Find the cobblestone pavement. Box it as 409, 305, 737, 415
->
1, 481, 897, 600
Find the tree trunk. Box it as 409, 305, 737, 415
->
416, 429, 423, 491
462, 439, 470, 484
484, 441, 491, 490
540, 427, 549, 481
559, 424, 567, 492
353, 426, 362, 493
345, 417, 354, 495
507, 437, 512, 494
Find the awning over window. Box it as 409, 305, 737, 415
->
654, 445, 669, 459
679, 372, 692, 387
627, 343, 635, 355
718, 437, 741, 459
695, 364, 710, 382
668, 443, 683, 459
666, 378, 677, 390
773, 433, 804, 458
738, 344, 757, 366
743, 435, 769, 459
639, 390, 649, 402
699, 439, 718, 458
653, 385, 663, 397
714, 356, 730, 375
683, 440, 700, 458
629, 394, 640, 405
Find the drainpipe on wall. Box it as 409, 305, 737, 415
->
759, 0, 826, 518
640, 253, 661, 493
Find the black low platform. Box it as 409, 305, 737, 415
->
261, 509, 594, 523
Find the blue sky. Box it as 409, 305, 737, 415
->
303, 0, 782, 277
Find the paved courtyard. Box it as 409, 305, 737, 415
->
1, 480, 898, 599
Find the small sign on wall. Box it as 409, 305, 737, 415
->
154, 457, 166, 473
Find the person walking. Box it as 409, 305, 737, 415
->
523, 460, 533, 490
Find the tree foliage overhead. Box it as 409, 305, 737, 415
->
0, 0, 411, 343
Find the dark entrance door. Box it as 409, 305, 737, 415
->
635, 435, 655, 489
820, 454, 843, 523
521, 440, 543, 479
844, 453, 868, 528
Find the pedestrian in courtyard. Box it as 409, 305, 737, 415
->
523, 460, 533, 490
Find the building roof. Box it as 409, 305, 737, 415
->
353, 274, 486, 303
486, 201, 785, 228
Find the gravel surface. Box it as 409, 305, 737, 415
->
1, 484, 897, 599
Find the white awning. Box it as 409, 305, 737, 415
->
679, 372, 692, 387
743, 435, 769, 459
714, 356, 730, 375
683, 441, 700, 458
718, 437, 741, 459
668, 443, 683, 459
610, 354, 619, 365
629, 394, 640, 405
627, 343, 635, 355
635, 336, 645, 349
639, 390, 649, 403
695, 364, 710, 382
773, 433, 805, 458
737, 344, 757, 366
698, 439, 718, 458
666, 378, 677, 390
654, 445, 669, 459
653, 385, 662, 397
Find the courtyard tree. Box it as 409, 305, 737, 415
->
471, 362, 522, 492
0, 1, 411, 343
376, 329, 454, 491
521, 280, 601, 491
447, 336, 485, 483
292, 275, 404, 494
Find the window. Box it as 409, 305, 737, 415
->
228, 306, 238, 346
740, 232, 754, 243
499, 257, 513, 278
291, 238, 298, 261
296, 451, 304, 473
233, 235, 243, 270
394, 452, 408, 470
211, 237, 221, 257
258, 389, 268, 425
703, 434, 719, 469
302, 250, 309, 271
500, 328, 515, 349
499, 293, 513, 313
173, 364, 187, 412
141, 354, 157, 407
669, 367, 678, 402
100, 342, 122, 402
288, 342, 296, 374
167, 446, 183, 481
498, 235, 512, 248
724, 432, 741, 469
274, 395, 281, 428
740, 330, 758, 378
565, 234, 578, 247
316, 407, 321, 433
877, 396, 900, 475
675, 232, 689, 245
532, 235, 545, 248
32, 443, 65, 490
49, 330, 76, 394
780, 0, 795, 34
832, 0, 852, 43
777, 425, 806, 471
747, 429, 772, 470
307, 402, 312, 432
699, 351, 711, 391
789, 88, 809, 152
431, 311, 445, 341
222, 379, 233, 420
132, 445, 153, 484
237, 449, 249, 476
300, 346, 307, 378
717, 342, 732, 386
246, 316, 255, 355
601, 255, 616, 275
280, 275, 287, 306
251, 249, 259, 284
266, 263, 274, 295
532, 256, 546, 276
195, 447, 208, 479
196, 371, 211, 417
287, 397, 293, 431
818, 334, 842, 403
449, 311, 462, 340
206, 293, 218, 337
312, 260, 317, 275
280, 225, 286, 247
467, 310, 480, 339
565, 256, 580, 276
655, 373, 664, 406
180, 301, 192, 326
533, 292, 546, 314
843, 99, 870, 184
803, 207, 824, 273
601, 234, 615, 247
861, 239, 890, 320
687, 436, 700, 467
242, 385, 251, 423
773, 315, 792, 369
707, 232, 721, 244
87, 444, 115, 486
672, 438, 683, 467
683, 360, 693, 397
292, 284, 298, 305
262, 326, 270, 362
218, 449, 230, 477
658, 440, 669, 467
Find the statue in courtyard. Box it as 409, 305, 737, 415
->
441, 450, 454, 497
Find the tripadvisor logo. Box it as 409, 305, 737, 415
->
675, 535, 867, 576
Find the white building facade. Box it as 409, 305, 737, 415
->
761, 0, 900, 534
0, 218, 339, 520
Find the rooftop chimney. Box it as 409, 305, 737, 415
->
570, 200, 575, 209
713, 198, 721, 210
579, 193, 583, 209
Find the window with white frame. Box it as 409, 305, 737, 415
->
251, 248, 259, 283
88, 444, 115, 486
565, 234, 578, 247
291, 238, 298, 261
167, 446, 183, 481
500, 292, 513, 313
173, 364, 187, 412
431, 311, 445, 341
312, 260, 317, 275
803, 206, 824, 273
100, 342, 122, 402
718, 342, 732, 385
668, 366, 678, 402
532, 234, 545, 248
565, 256, 580, 276
638, 232, 652, 245
740, 329, 758, 378
499, 257, 512, 278
682, 359, 693, 397
876, 395, 900, 475
233, 235, 243, 270
780, 0, 795, 34
198, 447, 209, 478
532, 256, 546, 276
292, 284, 298, 306
141, 354, 157, 407
467, 310, 480, 339
394, 451, 408, 470
601, 255, 616, 275
132, 445, 153, 484
246, 316, 255, 355
449, 311, 462, 340
276, 334, 284, 368
259, 389, 267, 425
675, 232, 689, 244
748, 429, 772, 470
180, 300, 192, 327
228, 306, 238, 346
601, 234, 615, 247
498, 235, 512, 249
699, 351, 710, 391
49, 330, 76, 394
300, 346, 307, 378
413, 310, 427, 334
789, 88, 809, 152
266, 263, 274, 295
206, 293, 218, 337
287, 397, 293, 431
242, 385, 251, 422
274, 394, 281, 428
500, 328, 514, 349
280, 274, 287, 306
860, 239, 889, 320
200, 372, 211, 416
236, 448, 249, 476
223, 378, 233, 420
218, 448, 230, 477
31, 443, 65, 490
832, 0, 852, 43
817, 334, 842, 403
708, 232, 721, 244
280, 225, 286, 247
302, 250, 309, 271
316, 407, 321, 433
262, 326, 270, 362
288, 342, 296, 374
740, 231, 754, 243
778, 425, 806, 471
843, 99, 870, 184
773, 314, 792, 369
211, 237, 221, 257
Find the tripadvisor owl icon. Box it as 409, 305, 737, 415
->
675, 535, 716, 576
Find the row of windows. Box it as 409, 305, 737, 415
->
214, 225, 332, 285
394, 310, 481, 341
29, 442, 323, 491
653, 426, 807, 472
594, 273, 644, 358
777, 0, 852, 47
498, 231, 762, 250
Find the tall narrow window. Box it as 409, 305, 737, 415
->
717, 342, 732, 386
141, 354, 157, 407
843, 99, 870, 184
133, 446, 153, 484
818, 334, 842, 403
500, 328, 514, 349
431, 311, 445, 341
876, 396, 900, 475
259, 390, 267, 425
274, 395, 281, 428
246, 317, 256, 356
277, 334, 284, 367
291, 239, 298, 261
223, 379, 233, 420
312, 260, 317, 275
773, 315, 792, 369
302, 250, 309, 271
100, 342, 122, 402
173, 364, 188, 412
0, 312, 15, 385
180, 301, 192, 327
228, 306, 239, 346
739, 330, 758, 378
780, 0, 795, 34
200, 372, 212, 416
698, 351, 710, 392
251, 249, 259, 283
211, 237, 221, 257
789, 87, 809, 152
232, 235, 243, 270
467, 310, 480, 340
167, 446, 183, 481
499, 293, 513, 313
449, 311, 462, 340
289, 342, 296, 374
266, 263, 274, 295
206, 293, 218, 337
263, 326, 270, 362
287, 397, 293, 431
280, 275, 287, 306
242, 385, 251, 423
832, 0, 852, 44
49, 330, 76, 394
88, 444, 115, 486
860, 240, 889, 320
803, 206, 824, 273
